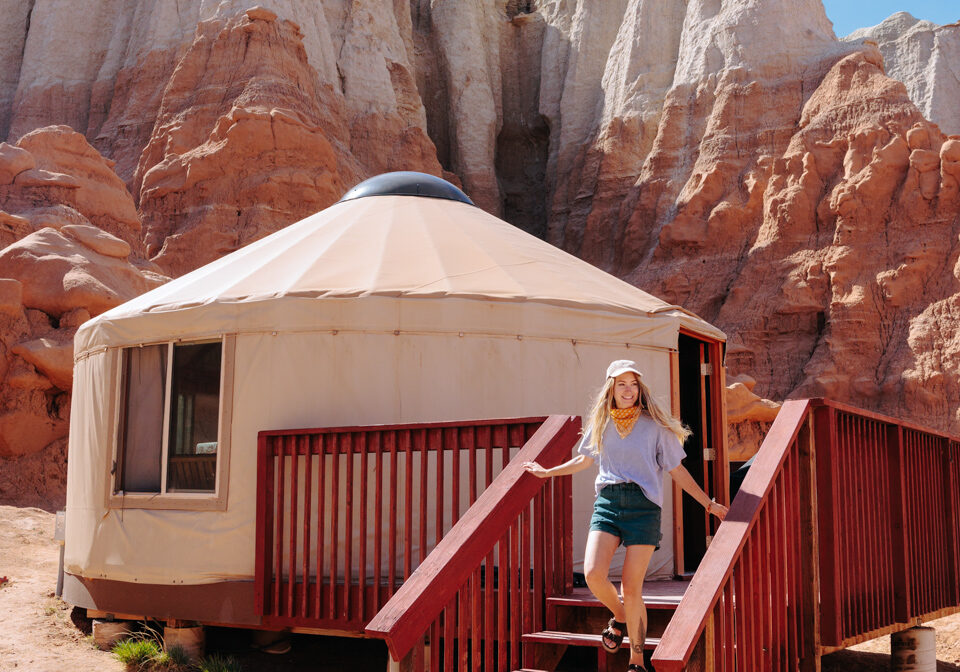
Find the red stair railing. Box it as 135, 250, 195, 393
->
364, 414, 581, 671
652, 399, 960, 671
254, 417, 550, 632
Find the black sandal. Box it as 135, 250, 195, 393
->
601, 617, 626, 652
627, 664, 646, 671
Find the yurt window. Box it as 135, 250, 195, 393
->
112, 336, 234, 508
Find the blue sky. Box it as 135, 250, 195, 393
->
822, 0, 959, 37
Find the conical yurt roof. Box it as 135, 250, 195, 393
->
75, 173, 723, 356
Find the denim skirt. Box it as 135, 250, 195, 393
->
589, 482, 662, 548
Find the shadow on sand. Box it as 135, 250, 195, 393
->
822, 648, 960, 672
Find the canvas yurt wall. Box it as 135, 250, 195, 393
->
64, 176, 725, 600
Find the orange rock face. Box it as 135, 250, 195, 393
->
135, 9, 442, 276
135, 12, 355, 276
626, 48, 960, 437
3, 2, 960, 503
0, 126, 165, 502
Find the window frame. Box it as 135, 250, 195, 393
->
106, 334, 236, 511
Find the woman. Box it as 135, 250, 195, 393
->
523, 360, 728, 672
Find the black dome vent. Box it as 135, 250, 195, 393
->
339, 171, 474, 205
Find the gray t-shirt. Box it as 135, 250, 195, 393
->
576, 414, 687, 506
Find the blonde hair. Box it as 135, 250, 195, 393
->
583, 372, 692, 452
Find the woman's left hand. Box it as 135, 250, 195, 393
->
707, 500, 728, 521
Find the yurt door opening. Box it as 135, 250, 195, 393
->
674, 331, 728, 576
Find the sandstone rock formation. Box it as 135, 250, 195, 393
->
0, 126, 165, 505
844, 12, 960, 135
3, 1, 960, 505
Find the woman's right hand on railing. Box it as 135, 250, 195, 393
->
522, 461, 552, 478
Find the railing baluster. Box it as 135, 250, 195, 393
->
552, 474, 563, 594
562, 474, 574, 593
373, 432, 383, 614
287, 435, 298, 618
772, 479, 784, 671
467, 426, 478, 505
359, 432, 368, 622
388, 431, 398, 599
498, 530, 509, 672
725, 581, 735, 671
430, 619, 440, 671
444, 601, 454, 670
791, 447, 803, 666
767, 505, 777, 669
758, 500, 778, 670
316, 434, 326, 618
485, 547, 495, 672
301, 435, 312, 620
330, 434, 340, 618
459, 580, 469, 670
484, 425, 495, 672
734, 561, 745, 670
420, 430, 429, 565
510, 519, 521, 669
403, 430, 412, 581
840, 414, 853, 638
533, 489, 544, 632
345, 433, 354, 621
521, 501, 531, 636
436, 430, 445, 549
273, 440, 285, 618
450, 427, 461, 526
472, 565, 482, 672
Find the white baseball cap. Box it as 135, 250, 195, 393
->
606, 359, 643, 379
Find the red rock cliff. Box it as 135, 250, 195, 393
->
2, 1, 959, 505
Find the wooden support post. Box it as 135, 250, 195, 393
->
887, 424, 912, 624
814, 405, 842, 647
799, 414, 822, 672
942, 444, 959, 607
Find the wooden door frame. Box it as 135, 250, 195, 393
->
671, 328, 729, 576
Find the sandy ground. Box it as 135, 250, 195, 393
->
0, 505, 390, 672
822, 613, 960, 672
3, 504, 960, 671
0, 506, 123, 672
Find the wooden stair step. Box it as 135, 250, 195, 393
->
547, 581, 688, 610
521, 629, 661, 650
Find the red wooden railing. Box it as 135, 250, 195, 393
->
365, 414, 581, 671
818, 403, 960, 648
652, 399, 960, 671
254, 417, 551, 632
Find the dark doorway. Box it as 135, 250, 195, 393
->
677, 334, 718, 573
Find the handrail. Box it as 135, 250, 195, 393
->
365, 414, 581, 662
651, 399, 813, 670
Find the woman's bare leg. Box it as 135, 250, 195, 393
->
622, 544, 655, 667
583, 530, 626, 626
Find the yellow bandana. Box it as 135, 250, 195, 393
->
610, 406, 640, 438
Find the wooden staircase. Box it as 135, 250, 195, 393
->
516, 580, 688, 671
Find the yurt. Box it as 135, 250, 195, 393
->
63, 172, 727, 628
